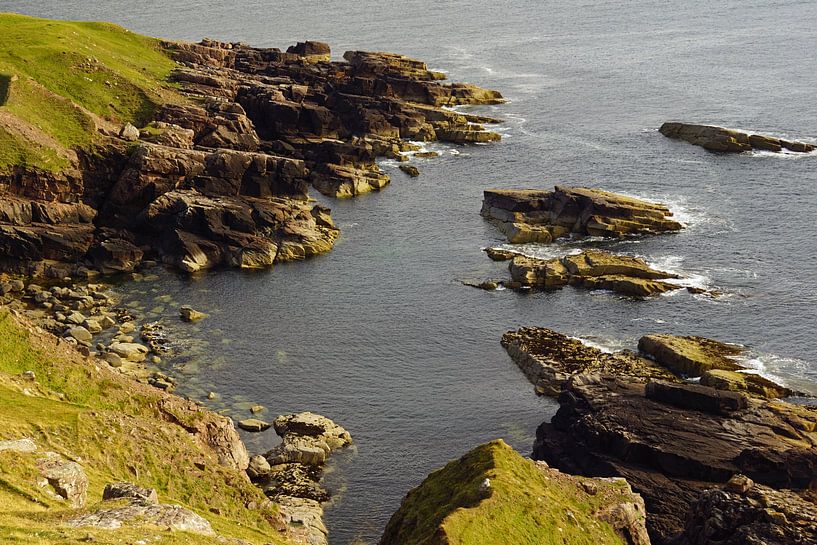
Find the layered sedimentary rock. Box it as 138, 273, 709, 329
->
508, 250, 682, 296
659, 122, 815, 153
0, 38, 503, 277
481, 186, 683, 244
502, 329, 816, 544
381, 440, 650, 545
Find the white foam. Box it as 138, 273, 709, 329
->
571, 335, 631, 354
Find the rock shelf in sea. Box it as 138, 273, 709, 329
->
474, 249, 693, 297
660, 122, 815, 153
481, 186, 683, 244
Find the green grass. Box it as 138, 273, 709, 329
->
0, 12, 182, 173
0, 309, 291, 544
381, 439, 634, 545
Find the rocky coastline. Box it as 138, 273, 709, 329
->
0, 35, 503, 278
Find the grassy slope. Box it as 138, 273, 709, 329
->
0, 308, 291, 545
0, 12, 180, 173
381, 439, 633, 545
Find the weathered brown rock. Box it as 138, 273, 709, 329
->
482, 186, 683, 244
659, 122, 815, 154
507, 250, 682, 296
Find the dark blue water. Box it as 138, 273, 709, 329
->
4, 1, 817, 542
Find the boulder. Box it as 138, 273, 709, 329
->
179, 306, 207, 322
102, 482, 159, 505
37, 452, 88, 508
237, 418, 271, 432
108, 342, 149, 362
264, 412, 352, 466
66, 326, 93, 344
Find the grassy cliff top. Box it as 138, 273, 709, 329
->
0, 308, 292, 544
0, 12, 181, 173
380, 439, 636, 545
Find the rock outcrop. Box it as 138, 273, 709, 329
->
659, 122, 815, 154
380, 439, 651, 545
503, 330, 817, 544
481, 186, 683, 244
506, 250, 683, 296
533, 374, 817, 543
0, 37, 503, 277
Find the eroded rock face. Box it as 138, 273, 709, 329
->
659, 122, 815, 154
481, 186, 683, 244
507, 250, 682, 296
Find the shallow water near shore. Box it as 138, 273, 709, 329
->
7, 0, 817, 542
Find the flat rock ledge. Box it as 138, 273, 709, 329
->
247, 412, 353, 545
660, 122, 815, 154
501, 328, 816, 544
0, 39, 503, 277
481, 186, 683, 244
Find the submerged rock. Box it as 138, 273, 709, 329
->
380, 439, 650, 545
481, 186, 683, 244
237, 418, 271, 432
659, 122, 815, 154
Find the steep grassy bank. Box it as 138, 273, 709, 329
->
0, 13, 181, 172
0, 308, 292, 544
381, 439, 646, 545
